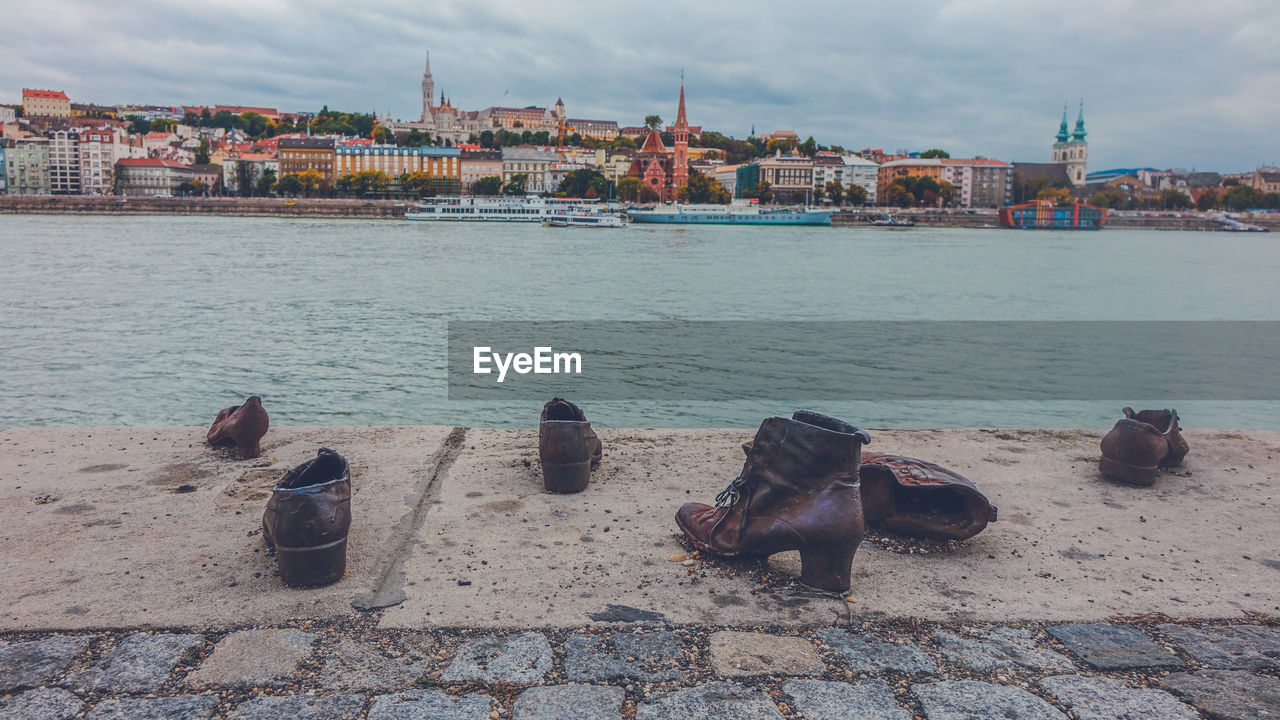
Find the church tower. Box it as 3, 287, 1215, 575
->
1051, 101, 1089, 186
671, 79, 690, 192
421, 51, 435, 123
1067, 101, 1088, 186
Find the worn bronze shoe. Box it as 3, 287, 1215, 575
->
859, 452, 998, 541
538, 398, 603, 493
263, 448, 352, 587
676, 411, 871, 593
207, 396, 269, 459
1099, 407, 1188, 486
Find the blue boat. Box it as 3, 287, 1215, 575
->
627, 202, 832, 225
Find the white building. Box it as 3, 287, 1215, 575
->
501, 147, 555, 193
0, 106, 16, 124
47, 130, 81, 194
78, 129, 116, 195
841, 154, 879, 205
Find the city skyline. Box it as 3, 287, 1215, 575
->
2, 0, 1278, 172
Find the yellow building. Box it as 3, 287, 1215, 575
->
22, 88, 71, 118
877, 158, 944, 204
334, 144, 461, 193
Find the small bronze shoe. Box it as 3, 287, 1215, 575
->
263, 448, 352, 587
538, 398, 602, 493
207, 395, 269, 459
1099, 407, 1188, 486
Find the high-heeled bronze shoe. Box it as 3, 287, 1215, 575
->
207, 396, 269, 459
676, 411, 871, 593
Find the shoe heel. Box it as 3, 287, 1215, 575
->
798, 544, 858, 593
541, 460, 591, 493
276, 537, 348, 587
1099, 455, 1157, 486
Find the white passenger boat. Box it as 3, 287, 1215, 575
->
405, 196, 601, 221
542, 212, 627, 228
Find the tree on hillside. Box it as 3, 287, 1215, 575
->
194, 138, 211, 165
126, 115, 152, 134
1159, 188, 1191, 210
644, 115, 663, 130
1222, 184, 1262, 210
616, 176, 643, 202
937, 180, 958, 207
255, 169, 277, 197
611, 135, 637, 150
798, 136, 818, 157
765, 137, 797, 154
239, 112, 269, 137
472, 176, 503, 196
824, 181, 844, 206
676, 171, 731, 204
336, 169, 389, 195
275, 173, 304, 196
558, 169, 608, 198
1037, 186, 1072, 204
399, 171, 434, 195
1195, 189, 1219, 211
502, 173, 528, 196
846, 184, 869, 207
919, 148, 950, 159
298, 168, 325, 196
1090, 186, 1129, 209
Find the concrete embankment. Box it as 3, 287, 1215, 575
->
0, 195, 407, 217
834, 210, 1236, 231
1, 425, 1275, 632
5, 196, 1274, 229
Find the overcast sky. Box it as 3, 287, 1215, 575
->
3, 0, 1277, 171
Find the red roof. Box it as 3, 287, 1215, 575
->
23, 88, 69, 100
115, 158, 190, 169
639, 129, 666, 153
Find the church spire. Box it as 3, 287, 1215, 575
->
1056, 102, 1069, 143
1072, 99, 1087, 142
674, 73, 688, 130
421, 50, 435, 122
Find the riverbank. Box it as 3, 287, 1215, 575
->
2, 425, 1277, 718
4, 195, 1276, 230
2, 425, 1274, 631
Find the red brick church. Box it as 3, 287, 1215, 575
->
626, 83, 690, 202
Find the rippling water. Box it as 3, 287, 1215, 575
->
1, 214, 1277, 428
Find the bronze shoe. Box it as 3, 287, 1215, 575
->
538, 398, 602, 493
207, 395, 269, 459
263, 447, 352, 587
1099, 407, 1188, 486
859, 452, 998, 541
677, 411, 871, 593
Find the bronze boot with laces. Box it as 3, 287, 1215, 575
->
675, 411, 871, 593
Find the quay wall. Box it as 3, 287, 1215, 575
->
2, 195, 1273, 230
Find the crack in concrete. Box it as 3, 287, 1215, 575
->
351, 427, 468, 610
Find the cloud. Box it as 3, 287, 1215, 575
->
1, 0, 1277, 170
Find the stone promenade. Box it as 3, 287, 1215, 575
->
2, 425, 1278, 718
4, 617, 1279, 719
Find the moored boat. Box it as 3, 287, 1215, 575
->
543, 212, 627, 228
627, 201, 832, 225
999, 200, 1107, 230
405, 196, 601, 221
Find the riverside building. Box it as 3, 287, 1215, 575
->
334, 144, 461, 193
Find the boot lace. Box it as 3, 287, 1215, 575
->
715, 475, 748, 508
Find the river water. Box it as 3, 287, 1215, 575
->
1, 214, 1277, 429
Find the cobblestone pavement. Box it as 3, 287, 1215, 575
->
2, 616, 1277, 719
